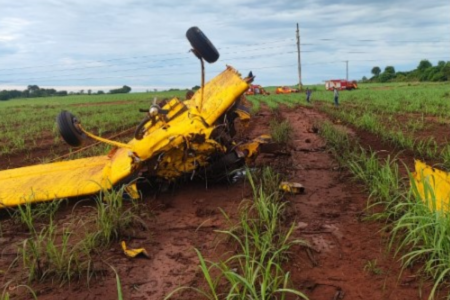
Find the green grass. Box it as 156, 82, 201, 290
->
18, 219, 94, 283
10, 200, 63, 233
90, 185, 146, 247
5, 185, 148, 287
363, 259, 383, 275
269, 119, 294, 145
317, 119, 450, 299
0, 91, 186, 157
165, 167, 308, 300
1, 283, 37, 300
389, 176, 450, 299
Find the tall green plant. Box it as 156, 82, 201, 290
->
166, 167, 308, 299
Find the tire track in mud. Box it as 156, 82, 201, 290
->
277, 106, 434, 300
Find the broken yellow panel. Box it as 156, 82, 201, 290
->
121, 241, 150, 258
412, 160, 450, 211
279, 181, 305, 194
189, 66, 249, 125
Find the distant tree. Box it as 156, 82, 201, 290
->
396, 74, 406, 82
88, 89, 92, 95
0, 91, 10, 101
192, 85, 201, 91
0, 86, 67, 101
367, 60, 450, 83
56, 91, 68, 96
377, 66, 396, 82
371, 66, 381, 77
27, 85, 39, 94
361, 76, 368, 82
417, 59, 432, 71
97, 90, 105, 95
431, 72, 446, 82
378, 72, 391, 83
443, 62, 450, 80
384, 66, 395, 75
109, 85, 132, 94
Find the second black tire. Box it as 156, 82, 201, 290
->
186, 27, 219, 63
56, 110, 86, 147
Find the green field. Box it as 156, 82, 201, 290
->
253, 81, 450, 298
2, 81, 450, 298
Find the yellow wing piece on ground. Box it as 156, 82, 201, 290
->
0, 148, 134, 208
413, 160, 450, 211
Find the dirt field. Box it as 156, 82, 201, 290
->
0, 104, 442, 299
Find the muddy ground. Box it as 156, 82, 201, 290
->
0, 104, 444, 299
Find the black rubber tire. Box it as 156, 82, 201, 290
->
56, 110, 86, 147
186, 27, 219, 63
134, 116, 152, 140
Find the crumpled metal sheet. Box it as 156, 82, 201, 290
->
413, 160, 450, 211
121, 241, 150, 258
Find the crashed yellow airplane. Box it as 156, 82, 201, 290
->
0, 27, 268, 208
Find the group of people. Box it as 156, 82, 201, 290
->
304, 87, 339, 107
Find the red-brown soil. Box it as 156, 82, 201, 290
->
0, 105, 445, 299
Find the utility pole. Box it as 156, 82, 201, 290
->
296, 23, 302, 90
346, 60, 349, 81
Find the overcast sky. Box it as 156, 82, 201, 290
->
0, 0, 449, 92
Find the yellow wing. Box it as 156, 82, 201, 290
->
0, 149, 133, 207
412, 160, 450, 211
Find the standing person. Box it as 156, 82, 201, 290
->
305, 88, 312, 103
333, 87, 339, 107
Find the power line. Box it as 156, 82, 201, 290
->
0, 35, 448, 86
2, 43, 445, 80
1, 37, 448, 73
0, 51, 299, 84
0, 44, 298, 76
2, 55, 449, 85
0, 63, 321, 85
316, 38, 450, 44
0, 38, 296, 73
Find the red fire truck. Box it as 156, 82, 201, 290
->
245, 84, 270, 96
325, 80, 358, 91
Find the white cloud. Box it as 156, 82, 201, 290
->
0, 0, 449, 89
0, 17, 30, 42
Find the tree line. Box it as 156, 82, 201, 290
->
0, 85, 132, 101
362, 60, 450, 83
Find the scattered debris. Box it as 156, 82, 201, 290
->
279, 181, 305, 194
121, 241, 150, 259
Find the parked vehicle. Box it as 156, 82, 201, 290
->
245, 84, 270, 96
325, 80, 358, 91
275, 86, 300, 94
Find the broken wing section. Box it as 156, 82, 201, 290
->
189, 66, 249, 125
0, 149, 134, 208
413, 160, 450, 211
